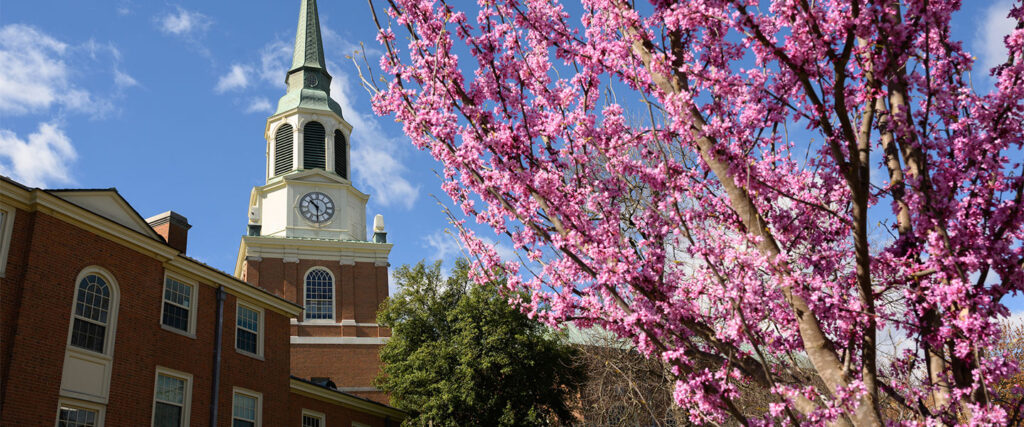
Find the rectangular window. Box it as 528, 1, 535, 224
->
56, 399, 104, 427
232, 389, 261, 427
152, 367, 192, 427
301, 409, 325, 427
58, 406, 98, 427
235, 303, 262, 357
161, 276, 194, 335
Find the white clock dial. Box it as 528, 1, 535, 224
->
298, 191, 335, 224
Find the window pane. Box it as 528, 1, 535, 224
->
155, 374, 185, 404
233, 393, 256, 420
304, 269, 333, 320
153, 402, 182, 427
236, 329, 257, 354
162, 303, 189, 331
70, 318, 105, 353
75, 275, 110, 323
237, 306, 258, 332
302, 414, 322, 427
164, 279, 191, 308
58, 406, 97, 427
232, 421, 255, 427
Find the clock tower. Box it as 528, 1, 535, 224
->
234, 0, 392, 403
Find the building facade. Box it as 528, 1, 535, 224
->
0, 0, 401, 425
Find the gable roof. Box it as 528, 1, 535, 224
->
45, 189, 162, 241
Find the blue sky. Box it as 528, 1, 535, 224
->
0, 0, 1018, 298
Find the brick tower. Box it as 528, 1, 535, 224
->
233, 0, 392, 403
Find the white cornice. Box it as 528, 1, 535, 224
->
235, 235, 392, 276
289, 378, 405, 420
290, 336, 388, 345
257, 170, 369, 201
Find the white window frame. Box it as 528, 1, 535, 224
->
301, 266, 335, 323
55, 397, 105, 427
301, 409, 326, 427
65, 267, 120, 358
0, 202, 15, 278
231, 387, 262, 427
151, 367, 192, 427
160, 273, 198, 338
235, 301, 264, 359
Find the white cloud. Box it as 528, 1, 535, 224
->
329, 69, 420, 209
157, 6, 211, 36
258, 40, 292, 87
114, 69, 138, 89
423, 229, 517, 263
215, 64, 252, 93
0, 25, 118, 119
0, 122, 76, 188
975, 0, 1017, 74
0, 25, 69, 114
425, 229, 464, 261
245, 97, 273, 114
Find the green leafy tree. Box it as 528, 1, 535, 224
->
376, 259, 583, 426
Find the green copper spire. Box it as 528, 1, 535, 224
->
275, 0, 343, 118
290, 0, 326, 72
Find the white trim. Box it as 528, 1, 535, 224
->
302, 266, 335, 322
56, 397, 106, 427
290, 319, 380, 327
65, 266, 121, 357
301, 408, 326, 427
60, 266, 120, 405
353, 422, 371, 427
289, 378, 405, 420
0, 202, 15, 278
235, 301, 265, 359
290, 336, 388, 345
151, 367, 193, 427
160, 273, 198, 338
232, 387, 263, 427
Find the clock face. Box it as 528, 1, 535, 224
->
298, 192, 334, 224
305, 74, 318, 87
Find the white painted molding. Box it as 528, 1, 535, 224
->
290, 336, 388, 345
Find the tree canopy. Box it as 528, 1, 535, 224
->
365, 0, 1024, 424
376, 259, 582, 426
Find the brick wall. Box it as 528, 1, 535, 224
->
245, 257, 390, 332
0, 209, 293, 425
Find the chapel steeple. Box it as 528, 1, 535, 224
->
275, 0, 344, 118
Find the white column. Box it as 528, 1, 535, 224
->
326, 127, 336, 173
294, 122, 303, 171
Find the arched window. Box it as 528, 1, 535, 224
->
70, 273, 113, 353
304, 268, 333, 321
334, 129, 347, 179
303, 121, 326, 170
274, 124, 294, 176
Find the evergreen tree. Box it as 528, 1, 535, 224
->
376, 259, 583, 426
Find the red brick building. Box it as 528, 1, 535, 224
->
0, 0, 403, 425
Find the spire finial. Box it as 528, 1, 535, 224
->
274, 0, 344, 118
291, 0, 327, 72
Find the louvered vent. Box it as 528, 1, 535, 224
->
334, 130, 347, 179
274, 124, 294, 176
303, 121, 326, 170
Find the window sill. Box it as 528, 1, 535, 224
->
161, 324, 196, 339
235, 348, 265, 361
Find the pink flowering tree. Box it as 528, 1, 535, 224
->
365, 0, 1024, 424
